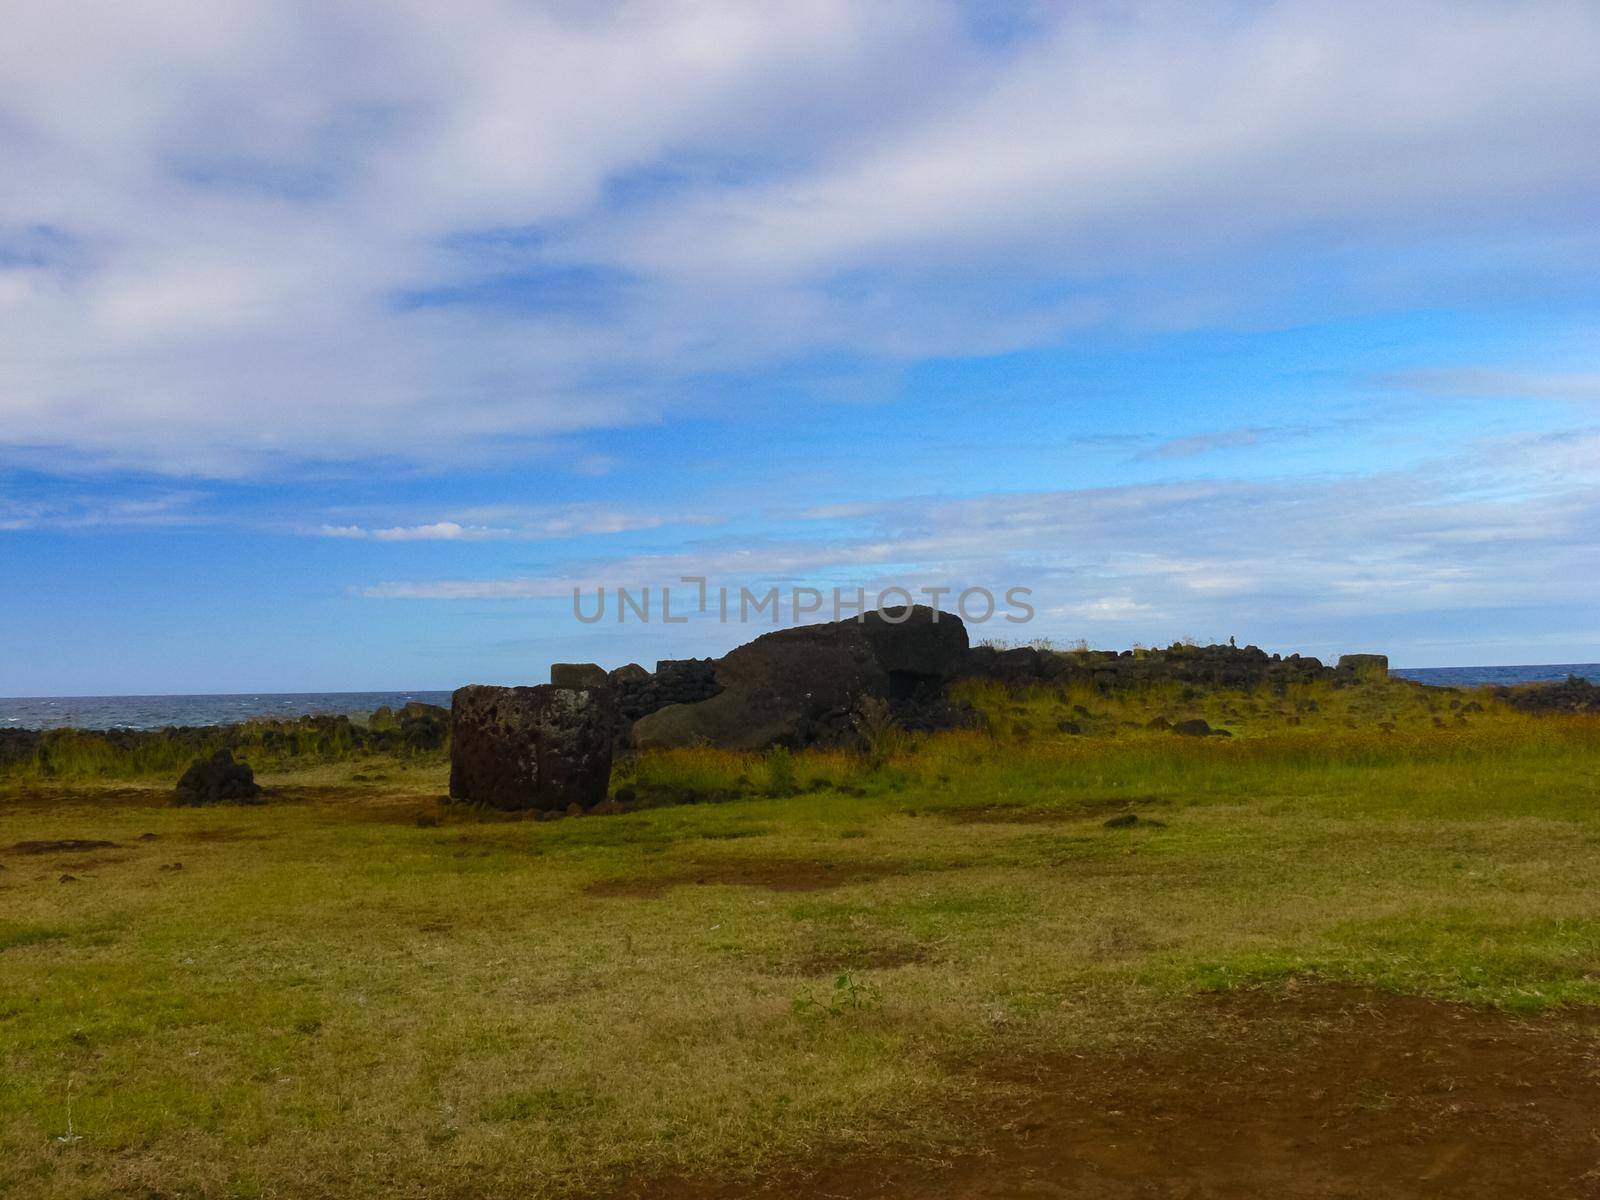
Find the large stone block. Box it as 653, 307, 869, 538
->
1337, 654, 1389, 680
550, 662, 608, 689
449, 685, 614, 810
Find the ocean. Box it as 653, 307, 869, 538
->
1387, 664, 1600, 688
1, 665, 1596, 731
0, 691, 453, 732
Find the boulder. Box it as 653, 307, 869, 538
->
396, 701, 449, 751
551, 662, 608, 690
449, 685, 614, 811
633, 606, 968, 751
1172, 718, 1212, 737
175, 749, 262, 805
1337, 654, 1389, 680
608, 663, 651, 685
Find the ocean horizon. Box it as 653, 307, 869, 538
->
3, 664, 1597, 732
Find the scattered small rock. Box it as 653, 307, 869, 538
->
1103, 813, 1167, 829
58, 873, 78, 883
1146, 716, 1173, 731
138, 832, 160, 841
1056, 720, 1083, 735
1173, 719, 1212, 737
159, 862, 183, 872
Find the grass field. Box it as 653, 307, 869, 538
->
3, 680, 1600, 1197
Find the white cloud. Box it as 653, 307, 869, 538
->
1387, 367, 1600, 403
316, 520, 503, 541
311, 504, 719, 543
0, 489, 203, 530
358, 429, 1600, 656
1, 2, 1598, 473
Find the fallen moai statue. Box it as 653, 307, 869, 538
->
631, 604, 969, 751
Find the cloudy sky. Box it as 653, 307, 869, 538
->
3, 0, 1598, 693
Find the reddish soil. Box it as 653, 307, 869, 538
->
6, 838, 120, 854
642, 985, 1600, 1199
585, 855, 901, 898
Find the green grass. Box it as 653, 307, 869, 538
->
2, 682, 1599, 1197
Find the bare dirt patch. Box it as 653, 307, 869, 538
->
938, 794, 1168, 824
7, 838, 121, 855
0, 786, 167, 813
640, 983, 1600, 1199
180, 827, 276, 843
585, 856, 901, 899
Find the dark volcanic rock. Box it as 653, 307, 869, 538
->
449, 685, 614, 811
396, 701, 449, 751
174, 749, 262, 805
1172, 718, 1213, 738
961, 641, 1340, 693
610, 658, 722, 725
551, 662, 608, 690
633, 606, 968, 751
1338, 654, 1390, 679
1494, 676, 1600, 715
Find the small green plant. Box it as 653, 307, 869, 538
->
764, 746, 798, 796
793, 971, 882, 1020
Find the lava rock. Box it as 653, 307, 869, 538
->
551, 662, 608, 690
174, 749, 263, 805
1172, 718, 1213, 737
1493, 676, 1600, 715
449, 684, 615, 811
1337, 654, 1390, 680
632, 606, 968, 751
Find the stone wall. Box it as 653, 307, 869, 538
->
963, 642, 1374, 692
548, 658, 723, 723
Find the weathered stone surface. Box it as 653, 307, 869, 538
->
610, 658, 722, 724
174, 749, 262, 805
633, 606, 968, 751
551, 662, 608, 690
449, 685, 613, 810
1337, 654, 1390, 679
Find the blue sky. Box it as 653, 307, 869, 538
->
2, 1, 1598, 694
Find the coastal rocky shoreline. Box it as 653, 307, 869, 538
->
4, 616, 1597, 785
